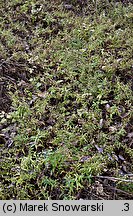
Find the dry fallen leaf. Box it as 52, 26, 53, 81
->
109, 126, 117, 132
127, 132, 133, 139
118, 155, 125, 161
80, 155, 91, 163
37, 92, 48, 99
95, 145, 103, 153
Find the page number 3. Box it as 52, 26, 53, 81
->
122, 203, 129, 211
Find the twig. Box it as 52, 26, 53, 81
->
94, 176, 133, 183
105, 185, 133, 197
125, 173, 133, 177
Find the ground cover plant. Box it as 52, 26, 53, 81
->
0, 0, 133, 199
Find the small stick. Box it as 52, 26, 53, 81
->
105, 186, 133, 198
94, 176, 133, 183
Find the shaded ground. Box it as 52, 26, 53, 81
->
0, 0, 133, 199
